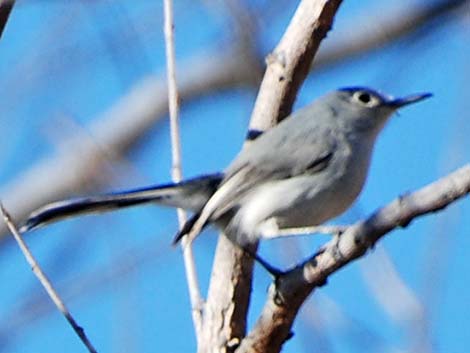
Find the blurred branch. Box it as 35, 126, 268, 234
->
361, 247, 433, 353
314, 0, 467, 70
3, 0, 462, 107
0, 47, 259, 242
0, 0, 14, 39
413, 70, 470, 353
239, 165, 470, 352
201, 1, 343, 352
300, 293, 396, 352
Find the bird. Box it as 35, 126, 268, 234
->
21, 87, 431, 273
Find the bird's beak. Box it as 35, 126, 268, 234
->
387, 92, 433, 108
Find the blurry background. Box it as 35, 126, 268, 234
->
0, 0, 468, 352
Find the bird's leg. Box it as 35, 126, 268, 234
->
260, 218, 349, 239
276, 225, 348, 237
255, 220, 349, 276
261, 219, 349, 268
222, 226, 285, 277
241, 246, 285, 278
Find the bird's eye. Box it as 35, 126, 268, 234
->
353, 91, 380, 107
358, 93, 371, 103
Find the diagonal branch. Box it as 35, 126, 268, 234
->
249, 0, 343, 131
0, 203, 98, 353
238, 164, 470, 353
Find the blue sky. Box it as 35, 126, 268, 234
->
0, 1, 468, 352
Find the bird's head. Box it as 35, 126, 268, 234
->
328, 87, 432, 135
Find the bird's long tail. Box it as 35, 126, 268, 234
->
21, 173, 222, 232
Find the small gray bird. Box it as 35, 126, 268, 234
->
21, 87, 431, 268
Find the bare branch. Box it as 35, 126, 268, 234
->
163, 0, 203, 340
239, 164, 470, 353
0, 203, 98, 353
249, 0, 343, 131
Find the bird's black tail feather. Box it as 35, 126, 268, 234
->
21, 173, 222, 232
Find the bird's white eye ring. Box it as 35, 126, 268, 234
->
353, 91, 380, 107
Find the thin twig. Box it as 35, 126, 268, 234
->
0, 202, 98, 353
162, 0, 203, 340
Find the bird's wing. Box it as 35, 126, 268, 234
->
173, 124, 337, 244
